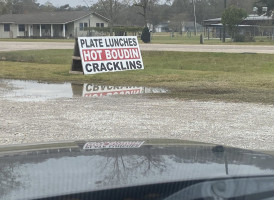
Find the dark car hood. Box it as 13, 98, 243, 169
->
1, 139, 274, 200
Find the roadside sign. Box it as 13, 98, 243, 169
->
78, 36, 144, 75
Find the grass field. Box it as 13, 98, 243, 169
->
1, 33, 274, 45
150, 32, 274, 45
1, 49, 274, 104
0, 38, 75, 43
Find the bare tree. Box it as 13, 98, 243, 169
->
133, 0, 158, 26
85, 0, 127, 36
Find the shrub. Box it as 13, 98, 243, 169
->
234, 34, 245, 42
234, 34, 255, 42
244, 35, 255, 42
141, 27, 150, 43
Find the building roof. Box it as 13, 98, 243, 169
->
245, 14, 273, 21
203, 18, 221, 23
155, 22, 169, 28
182, 21, 202, 27
155, 21, 202, 28
204, 15, 273, 25
0, 11, 109, 24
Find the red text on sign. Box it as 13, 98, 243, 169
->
82, 48, 140, 62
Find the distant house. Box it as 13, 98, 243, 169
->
0, 11, 109, 38
182, 21, 203, 32
155, 21, 203, 33
155, 22, 170, 32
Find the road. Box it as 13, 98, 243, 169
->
1, 41, 274, 54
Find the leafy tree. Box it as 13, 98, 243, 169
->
14, 0, 39, 14
221, 6, 247, 40
39, 1, 55, 12
58, 4, 71, 11
228, 0, 257, 10
0, 1, 7, 14
141, 26, 150, 43
0, 0, 39, 14
255, 0, 274, 15
0, 0, 13, 14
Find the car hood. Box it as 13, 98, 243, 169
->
1, 139, 274, 200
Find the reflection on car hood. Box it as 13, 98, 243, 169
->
1, 139, 274, 200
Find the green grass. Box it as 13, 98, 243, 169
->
150, 34, 222, 45
2, 34, 274, 45
1, 49, 274, 104
150, 35, 274, 45
0, 49, 73, 64
149, 32, 274, 45
0, 38, 75, 42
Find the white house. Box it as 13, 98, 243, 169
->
155, 21, 203, 33
155, 22, 170, 32
182, 21, 203, 32
0, 11, 109, 38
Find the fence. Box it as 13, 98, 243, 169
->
205, 25, 274, 41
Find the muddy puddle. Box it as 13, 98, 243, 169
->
0, 79, 167, 102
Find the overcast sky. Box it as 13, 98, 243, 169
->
36, 0, 167, 8
36, 0, 97, 7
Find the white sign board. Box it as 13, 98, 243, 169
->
78, 36, 144, 75
83, 141, 145, 150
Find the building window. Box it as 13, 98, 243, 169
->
79, 22, 88, 31
80, 23, 83, 30
4, 24, 10, 32
96, 23, 104, 28
19, 24, 25, 32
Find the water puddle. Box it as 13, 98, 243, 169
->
0, 79, 167, 102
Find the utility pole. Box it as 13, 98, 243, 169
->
222, 0, 227, 42
109, 0, 113, 36
193, 0, 197, 36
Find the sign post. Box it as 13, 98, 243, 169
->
70, 38, 83, 74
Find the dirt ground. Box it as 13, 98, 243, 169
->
1, 81, 274, 150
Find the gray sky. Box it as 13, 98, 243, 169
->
36, 0, 97, 7
36, 0, 167, 8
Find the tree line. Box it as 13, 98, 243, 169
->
0, 0, 271, 30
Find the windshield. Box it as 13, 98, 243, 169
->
1, 0, 274, 199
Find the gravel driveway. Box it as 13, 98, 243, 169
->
1, 42, 274, 150
1, 81, 274, 150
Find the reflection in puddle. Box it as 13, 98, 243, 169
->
1, 79, 72, 102
0, 79, 167, 102
74, 84, 167, 98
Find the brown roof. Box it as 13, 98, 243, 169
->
0, 11, 109, 24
